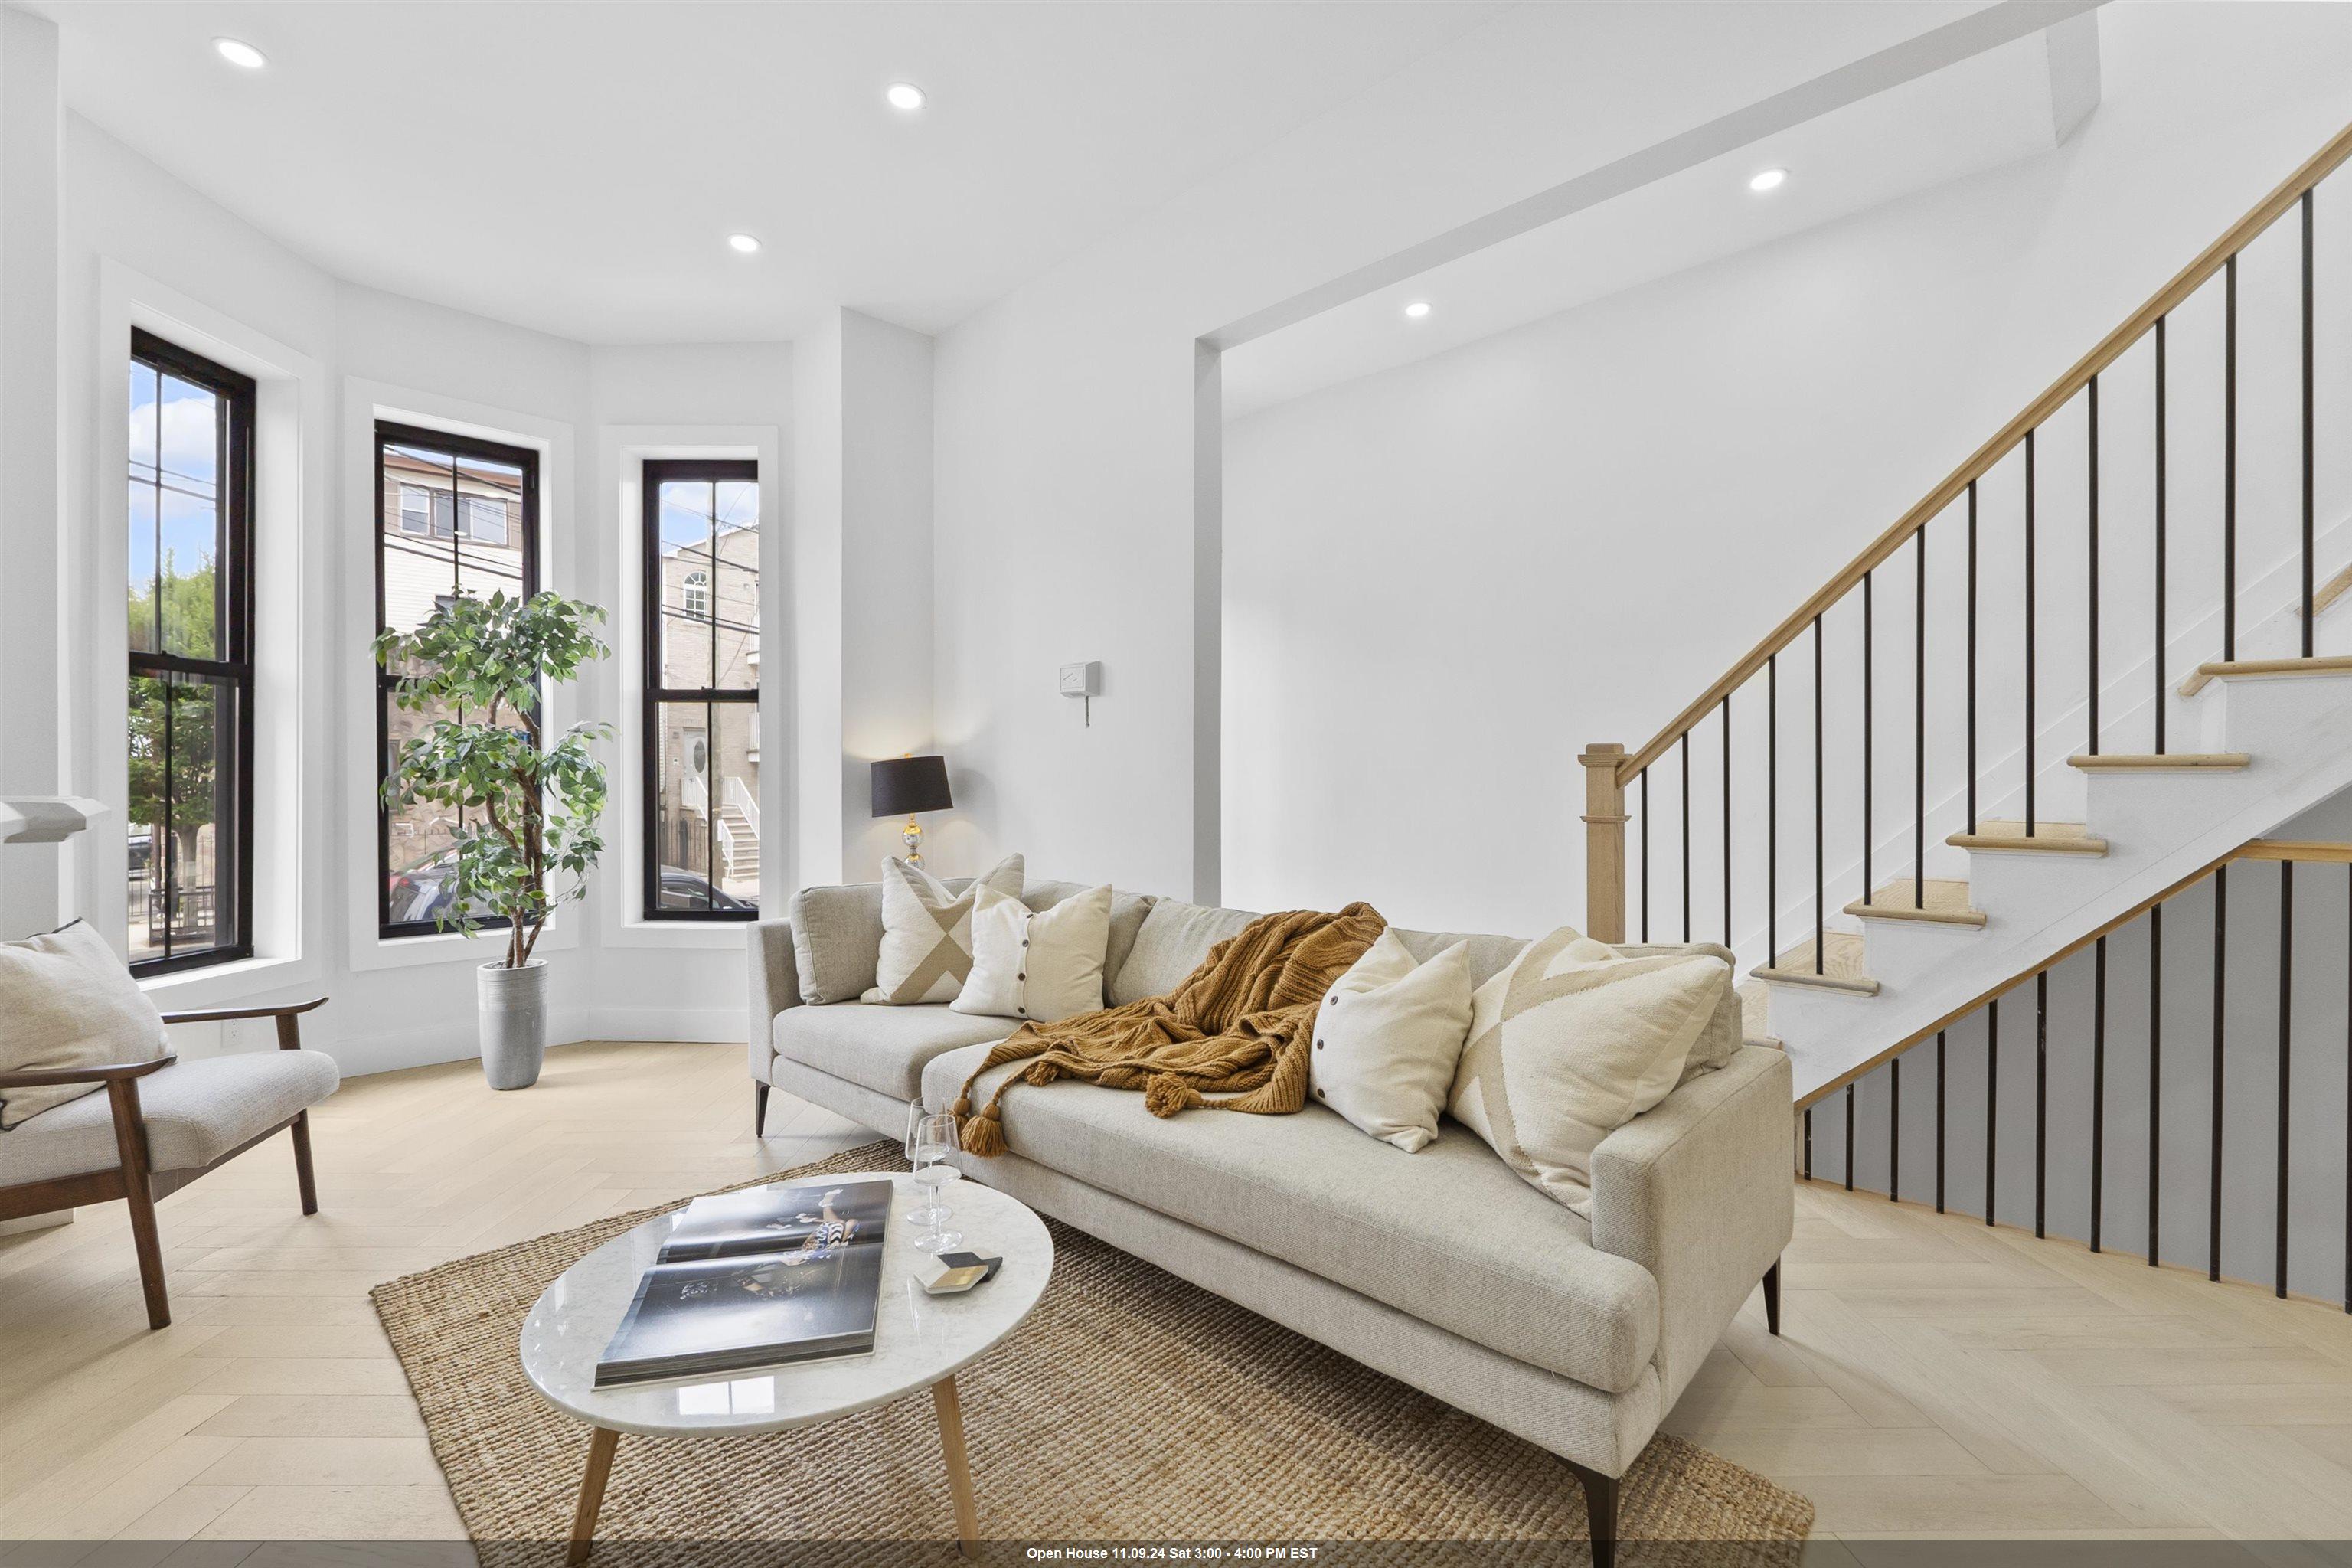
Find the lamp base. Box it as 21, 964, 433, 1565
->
902, 818, 923, 868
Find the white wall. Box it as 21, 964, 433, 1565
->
1220, 3, 2352, 943
930, 2, 1999, 903
41, 102, 806, 1074
0, 7, 66, 935
792, 307, 941, 889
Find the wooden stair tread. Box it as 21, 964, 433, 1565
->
2180, 654, 2352, 697
1947, 820, 2108, 855
1751, 932, 1880, 995
1844, 878, 1987, 926
2068, 752, 2250, 771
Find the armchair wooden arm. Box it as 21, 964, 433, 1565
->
0, 1057, 172, 1090
157, 996, 327, 1027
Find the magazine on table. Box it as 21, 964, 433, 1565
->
593, 1178, 893, 1388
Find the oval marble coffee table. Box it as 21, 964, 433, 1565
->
519, 1170, 1053, 1563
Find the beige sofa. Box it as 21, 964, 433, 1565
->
749, 878, 1793, 1564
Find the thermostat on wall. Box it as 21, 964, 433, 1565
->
1060, 661, 1099, 726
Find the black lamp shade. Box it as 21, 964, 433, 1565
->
871, 755, 952, 818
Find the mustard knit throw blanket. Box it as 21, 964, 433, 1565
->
952, 902, 1387, 1157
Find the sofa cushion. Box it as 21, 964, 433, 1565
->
0, 1049, 340, 1186
776, 1003, 1021, 1104
1107, 900, 1259, 1005
789, 884, 887, 1004
1391, 926, 1532, 989
923, 1043, 1661, 1393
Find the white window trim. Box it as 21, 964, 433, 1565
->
84, 260, 328, 1010
341, 378, 583, 972
600, 426, 782, 952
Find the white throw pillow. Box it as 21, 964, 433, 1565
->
1307, 930, 1474, 1152
952, 884, 1113, 1024
1446, 926, 1731, 1216
0, 921, 172, 1129
861, 854, 1024, 1005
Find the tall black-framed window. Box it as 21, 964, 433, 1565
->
128, 330, 256, 977
375, 420, 539, 938
641, 459, 760, 920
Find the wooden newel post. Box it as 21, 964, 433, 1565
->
1579, 743, 1628, 943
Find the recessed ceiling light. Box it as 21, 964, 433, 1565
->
1403, 301, 1432, 319
1748, 168, 1788, 193
213, 37, 266, 70
886, 82, 926, 112
727, 234, 762, 255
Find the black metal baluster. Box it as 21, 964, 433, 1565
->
2155, 315, 2168, 754
2211, 863, 2228, 1282
2037, 970, 2049, 1239
2092, 936, 2108, 1253
1640, 768, 1650, 943
1804, 1106, 1813, 1181
2151, 903, 2164, 1266
1936, 1027, 1948, 1214
2303, 192, 2316, 652
2025, 428, 2038, 837
1845, 1083, 1856, 1193
1815, 616, 1825, 975
2087, 376, 2100, 756
1915, 528, 1927, 907
1890, 1054, 1902, 1204
2278, 860, 2294, 1298
2226, 254, 2238, 661
1722, 697, 1733, 950
1967, 482, 1979, 832
1987, 998, 2000, 1227
1864, 570, 1875, 906
1681, 732, 1692, 944
1769, 655, 1779, 968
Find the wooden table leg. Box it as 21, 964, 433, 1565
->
932, 1375, 979, 1558
567, 1426, 620, 1566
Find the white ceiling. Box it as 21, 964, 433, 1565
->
1223, 25, 2079, 420
37, 1, 1504, 343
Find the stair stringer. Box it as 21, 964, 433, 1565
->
1774, 668, 2352, 1101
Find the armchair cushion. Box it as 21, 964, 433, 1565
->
0, 1050, 339, 1186
0, 921, 170, 1129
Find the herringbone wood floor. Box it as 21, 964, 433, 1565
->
2, 1040, 2349, 1557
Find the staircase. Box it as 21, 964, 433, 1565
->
1580, 122, 2352, 1159
714, 779, 761, 887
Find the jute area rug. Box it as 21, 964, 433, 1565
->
371, 1141, 1811, 1566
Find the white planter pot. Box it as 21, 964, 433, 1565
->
478, 959, 548, 1090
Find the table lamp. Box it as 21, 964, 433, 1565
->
871, 754, 952, 869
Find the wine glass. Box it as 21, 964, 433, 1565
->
910, 1111, 963, 1254
904, 1102, 948, 1227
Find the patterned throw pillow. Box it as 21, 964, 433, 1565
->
1445, 926, 1731, 1216
861, 854, 1024, 1005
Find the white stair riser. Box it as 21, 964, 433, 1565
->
1853, 916, 1985, 988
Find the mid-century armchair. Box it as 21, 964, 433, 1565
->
0, 997, 338, 1328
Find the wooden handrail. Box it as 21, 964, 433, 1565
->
1791, 837, 2352, 1109
1619, 118, 2352, 786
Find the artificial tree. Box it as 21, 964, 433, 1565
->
373, 590, 611, 972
